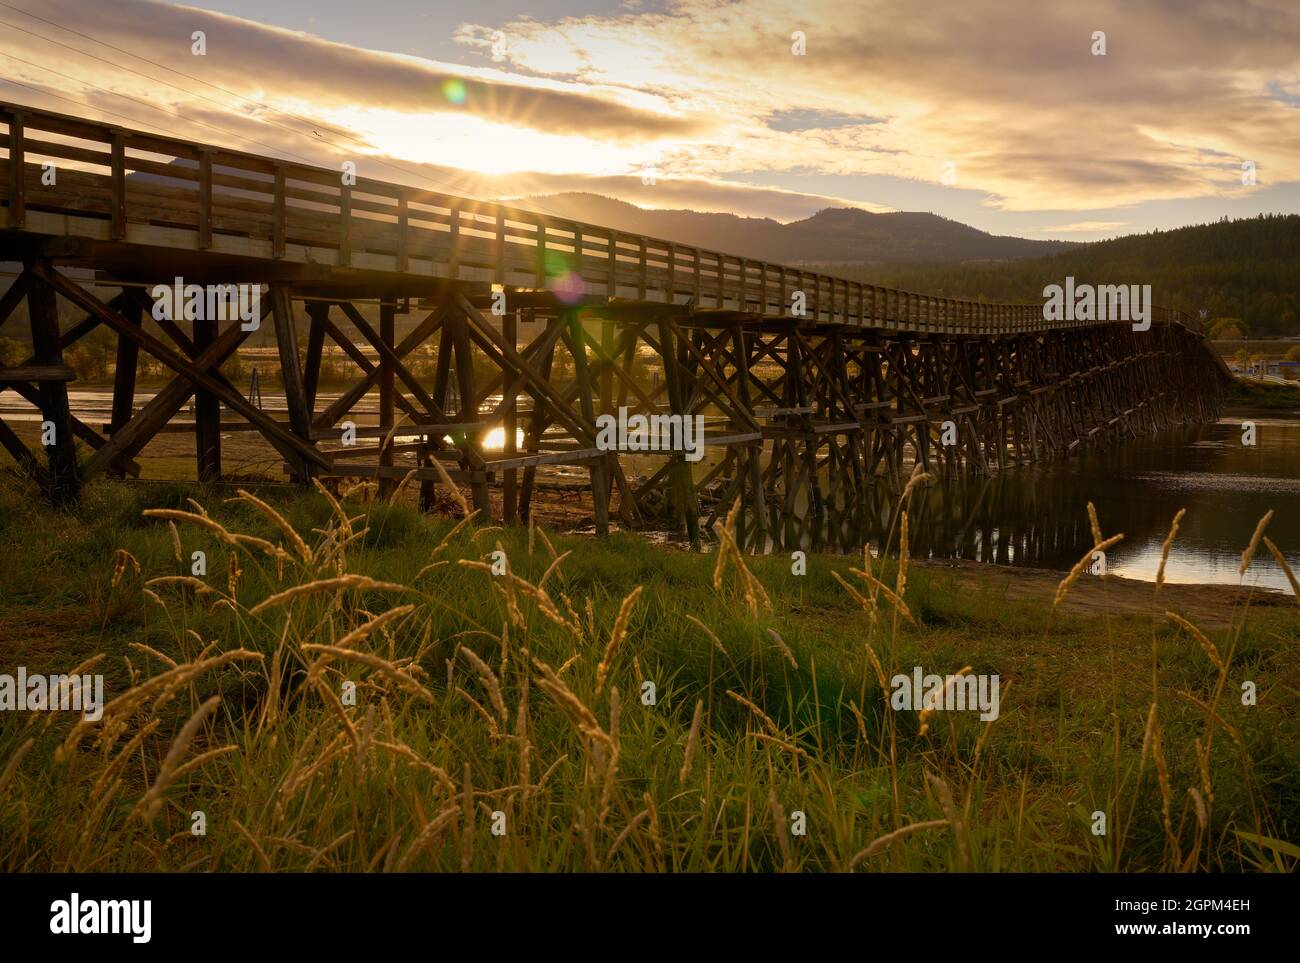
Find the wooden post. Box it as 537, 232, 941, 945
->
451, 305, 491, 516
303, 302, 328, 412
535, 220, 546, 289
568, 310, 609, 536
7, 110, 24, 228
519, 315, 556, 523
25, 262, 79, 504
198, 149, 213, 250
271, 285, 314, 482
495, 210, 506, 286
110, 131, 126, 240
378, 299, 395, 496
656, 315, 699, 548
397, 193, 409, 273
107, 288, 142, 479
272, 165, 286, 259
194, 305, 221, 482
732, 323, 767, 551
338, 183, 352, 266
606, 231, 618, 298
503, 307, 519, 524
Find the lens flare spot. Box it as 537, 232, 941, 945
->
552, 271, 585, 304
441, 78, 467, 105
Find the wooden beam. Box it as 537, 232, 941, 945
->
0, 365, 74, 382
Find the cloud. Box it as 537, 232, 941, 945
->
1, 0, 1297, 227
0, 0, 703, 142
466, 0, 1300, 211
1041, 221, 1131, 233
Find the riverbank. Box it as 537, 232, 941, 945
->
914, 557, 1293, 629
0, 474, 1296, 872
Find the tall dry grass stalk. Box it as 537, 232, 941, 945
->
1239, 510, 1274, 577
597, 586, 643, 691
1053, 533, 1124, 609
249, 575, 410, 614
848, 819, 948, 868
685, 615, 727, 656
679, 699, 704, 784
925, 770, 970, 871
766, 629, 798, 670
1261, 537, 1299, 602
233, 489, 312, 564
136, 695, 223, 821
1165, 611, 1227, 674
1155, 508, 1187, 595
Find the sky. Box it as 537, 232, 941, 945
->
0, 0, 1297, 240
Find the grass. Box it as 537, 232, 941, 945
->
0, 472, 1297, 872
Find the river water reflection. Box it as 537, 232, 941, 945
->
882, 417, 1300, 594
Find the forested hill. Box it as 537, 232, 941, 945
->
822, 214, 1300, 336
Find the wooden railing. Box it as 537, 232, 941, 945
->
0, 101, 1199, 336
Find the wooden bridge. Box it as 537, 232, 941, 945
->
0, 101, 1228, 551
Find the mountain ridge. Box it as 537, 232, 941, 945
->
509, 191, 1077, 264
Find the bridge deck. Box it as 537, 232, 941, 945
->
0, 101, 1225, 551
1, 101, 1193, 335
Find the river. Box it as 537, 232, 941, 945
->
890, 416, 1299, 593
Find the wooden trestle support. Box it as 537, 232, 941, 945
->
0, 101, 1228, 551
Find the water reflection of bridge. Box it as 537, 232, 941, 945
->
0, 102, 1229, 551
